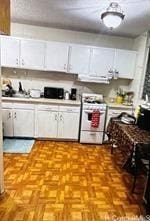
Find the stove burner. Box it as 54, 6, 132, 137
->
84, 100, 102, 104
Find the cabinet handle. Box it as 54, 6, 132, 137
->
90, 133, 96, 135
60, 115, 63, 121
22, 59, 24, 66
14, 112, 16, 119
16, 58, 19, 65
64, 64, 66, 70
114, 69, 119, 79
69, 64, 72, 70
7, 112, 11, 119
55, 114, 58, 121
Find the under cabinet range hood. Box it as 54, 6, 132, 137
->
77, 75, 110, 84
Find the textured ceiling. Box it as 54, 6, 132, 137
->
11, 0, 150, 38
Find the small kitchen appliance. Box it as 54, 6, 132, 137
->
70, 88, 77, 100
137, 104, 150, 131
80, 93, 107, 144
30, 89, 41, 98
44, 87, 64, 99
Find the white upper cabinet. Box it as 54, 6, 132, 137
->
68, 45, 91, 75
114, 49, 137, 79
20, 39, 45, 70
1, 36, 20, 68
89, 47, 115, 78
45, 42, 69, 72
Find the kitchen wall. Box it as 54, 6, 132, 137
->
1, 23, 147, 100
129, 32, 149, 104
0, 61, 4, 193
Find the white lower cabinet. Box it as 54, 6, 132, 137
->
2, 103, 35, 138
2, 109, 13, 137
2, 102, 80, 140
58, 107, 80, 139
106, 106, 133, 128
13, 109, 34, 137
36, 105, 58, 138
36, 105, 80, 140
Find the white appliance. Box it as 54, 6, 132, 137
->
29, 89, 41, 98
80, 93, 107, 144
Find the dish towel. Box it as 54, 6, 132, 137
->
91, 110, 100, 128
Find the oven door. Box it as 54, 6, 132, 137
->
81, 109, 105, 131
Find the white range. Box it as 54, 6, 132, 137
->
80, 93, 107, 144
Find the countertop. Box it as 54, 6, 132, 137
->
2, 97, 81, 106
106, 102, 134, 109
105, 99, 134, 109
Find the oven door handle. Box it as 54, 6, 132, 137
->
84, 110, 105, 114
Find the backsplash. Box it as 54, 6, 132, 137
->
2, 67, 131, 100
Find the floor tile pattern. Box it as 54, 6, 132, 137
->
0, 141, 145, 221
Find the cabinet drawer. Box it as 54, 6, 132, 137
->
59, 106, 80, 112
13, 103, 35, 110
2, 102, 12, 109
37, 104, 58, 111
80, 131, 103, 144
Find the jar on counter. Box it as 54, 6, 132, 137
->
116, 95, 124, 104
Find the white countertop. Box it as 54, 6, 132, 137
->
2, 97, 81, 106
105, 100, 134, 109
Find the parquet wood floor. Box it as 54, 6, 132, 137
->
0, 141, 145, 221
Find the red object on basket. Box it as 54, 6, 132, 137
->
91, 110, 100, 128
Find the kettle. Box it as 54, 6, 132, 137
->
64, 91, 70, 100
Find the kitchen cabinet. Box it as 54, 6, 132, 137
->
20, 39, 45, 70
2, 108, 13, 137
1, 37, 45, 70
36, 105, 80, 140
13, 109, 34, 137
58, 106, 80, 139
45, 42, 69, 72
0, 36, 137, 80
106, 106, 133, 128
2, 103, 35, 138
68, 45, 91, 75
114, 49, 137, 79
89, 47, 115, 79
36, 105, 58, 138
1, 36, 20, 68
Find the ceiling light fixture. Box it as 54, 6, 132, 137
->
101, 2, 125, 29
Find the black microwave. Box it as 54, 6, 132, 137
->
44, 87, 64, 99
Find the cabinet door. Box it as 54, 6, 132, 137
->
68, 45, 91, 75
106, 108, 132, 128
114, 49, 137, 79
20, 39, 45, 70
2, 109, 13, 137
37, 110, 58, 138
1, 37, 20, 67
13, 109, 34, 137
45, 42, 69, 72
89, 47, 115, 78
58, 112, 79, 139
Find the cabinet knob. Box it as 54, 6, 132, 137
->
60, 115, 63, 121
55, 114, 58, 121
69, 64, 72, 70
14, 112, 16, 119
7, 112, 11, 119
114, 69, 119, 79
16, 58, 19, 65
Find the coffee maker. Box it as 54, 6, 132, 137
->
70, 88, 77, 100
